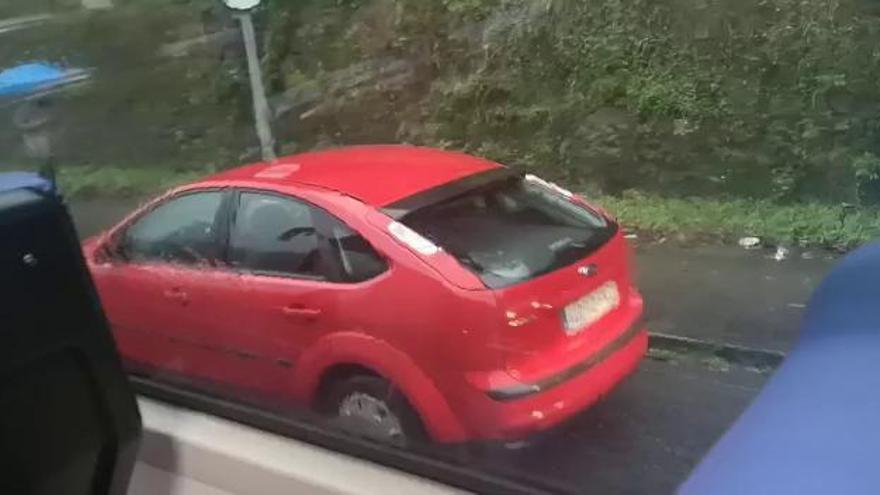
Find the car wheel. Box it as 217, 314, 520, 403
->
326, 375, 427, 447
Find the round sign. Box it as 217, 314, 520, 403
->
221, 0, 261, 10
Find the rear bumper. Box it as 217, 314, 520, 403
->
451, 326, 647, 441
488, 322, 644, 401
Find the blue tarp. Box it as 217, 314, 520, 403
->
680, 242, 880, 494
0, 63, 81, 97
0, 172, 53, 195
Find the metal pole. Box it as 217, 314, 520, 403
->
237, 12, 276, 161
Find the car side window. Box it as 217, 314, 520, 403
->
229, 192, 323, 277
123, 191, 223, 265
326, 217, 388, 283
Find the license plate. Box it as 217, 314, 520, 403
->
563, 281, 620, 333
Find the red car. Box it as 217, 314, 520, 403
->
83, 145, 647, 445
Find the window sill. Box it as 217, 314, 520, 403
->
129, 397, 465, 495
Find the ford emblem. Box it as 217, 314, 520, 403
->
577, 264, 597, 277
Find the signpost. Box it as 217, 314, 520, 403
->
221, 0, 276, 161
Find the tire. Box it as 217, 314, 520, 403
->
326, 375, 427, 447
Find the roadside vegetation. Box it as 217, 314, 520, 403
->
52, 165, 880, 250
5, 0, 880, 250
601, 192, 880, 250
57, 166, 207, 200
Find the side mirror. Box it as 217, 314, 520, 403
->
91, 237, 112, 264
93, 233, 128, 264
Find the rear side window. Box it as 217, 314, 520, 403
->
124, 191, 223, 265
326, 218, 387, 283
401, 176, 616, 288
229, 192, 322, 277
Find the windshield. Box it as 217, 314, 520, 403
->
403, 176, 616, 288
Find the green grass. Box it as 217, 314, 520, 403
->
57, 166, 211, 200
52, 166, 880, 250
598, 191, 880, 251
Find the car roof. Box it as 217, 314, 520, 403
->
202, 145, 502, 207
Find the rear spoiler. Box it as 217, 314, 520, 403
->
680, 242, 880, 494
381, 168, 518, 219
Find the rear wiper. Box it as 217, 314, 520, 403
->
556, 236, 603, 256
557, 240, 590, 251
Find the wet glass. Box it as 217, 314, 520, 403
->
124, 191, 223, 264
401, 175, 614, 288
0, 0, 861, 493
229, 192, 322, 275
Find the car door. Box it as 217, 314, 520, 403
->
214, 190, 388, 400
93, 189, 248, 384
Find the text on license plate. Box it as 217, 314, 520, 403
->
563, 281, 620, 333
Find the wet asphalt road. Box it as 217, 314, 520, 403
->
636, 243, 836, 353
487, 359, 767, 494
68, 198, 836, 494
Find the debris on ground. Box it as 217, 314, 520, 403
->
624, 233, 639, 240
787, 303, 807, 309
738, 236, 761, 249
647, 347, 683, 364
701, 356, 732, 373
772, 245, 790, 261
745, 364, 775, 375
801, 251, 816, 260
649, 333, 785, 374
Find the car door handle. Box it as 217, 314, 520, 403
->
281, 306, 322, 318
163, 288, 190, 305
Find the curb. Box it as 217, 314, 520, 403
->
648, 332, 786, 371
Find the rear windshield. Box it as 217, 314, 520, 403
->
401, 176, 617, 288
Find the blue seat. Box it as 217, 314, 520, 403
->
681, 242, 880, 494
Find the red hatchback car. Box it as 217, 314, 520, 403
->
83, 145, 647, 445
